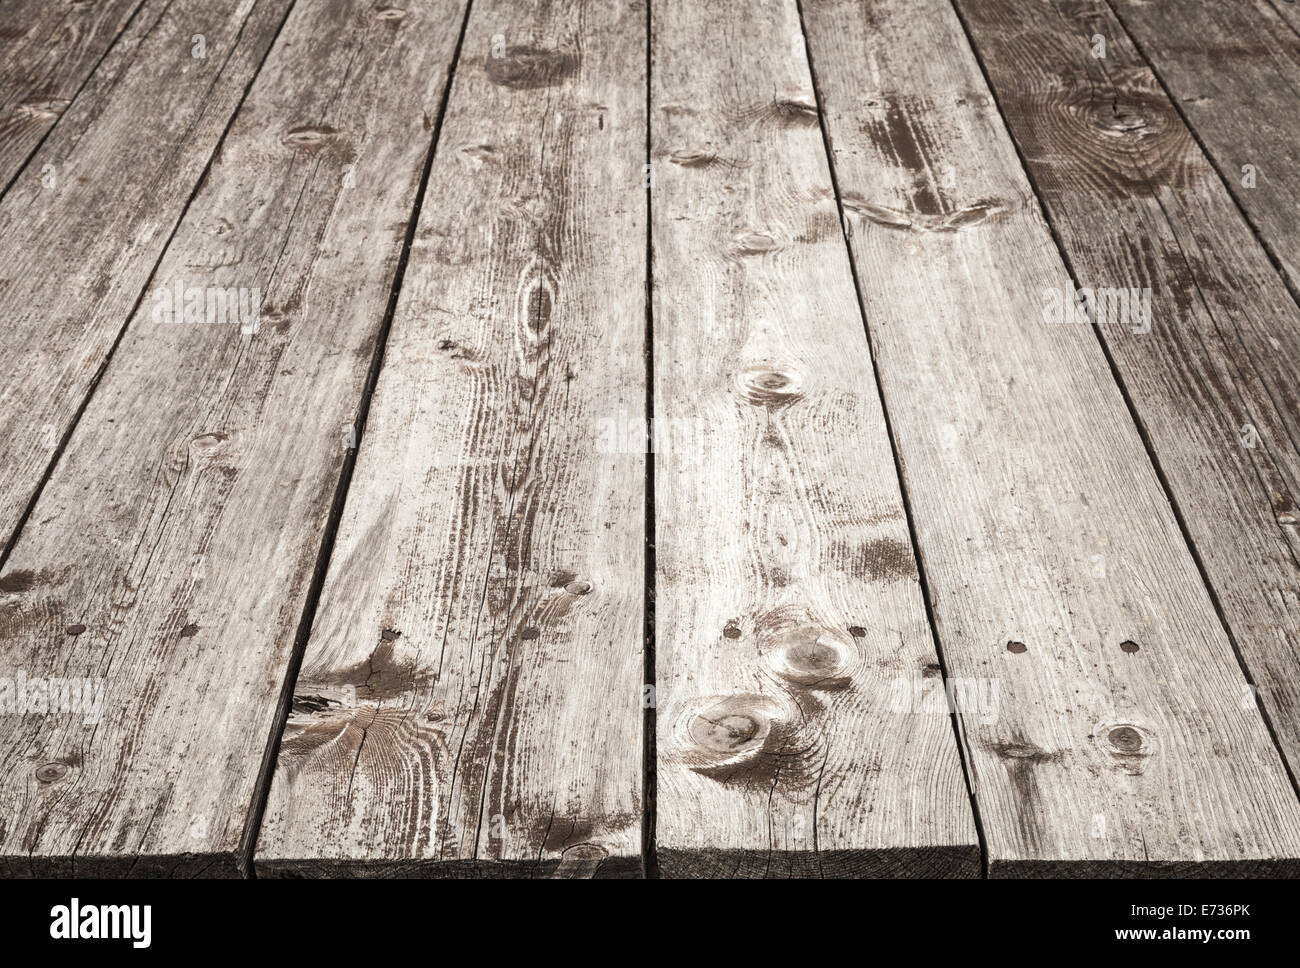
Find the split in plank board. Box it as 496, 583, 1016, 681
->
956, 0, 1300, 806
0, 0, 293, 558
256, 0, 646, 878
650, 0, 978, 878
802, 0, 1300, 874
0, 0, 143, 194
1110, 0, 1300, 300
0, 0, 465, 877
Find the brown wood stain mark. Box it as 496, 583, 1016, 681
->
860, 536, 919, 583
0, 570, 37, 593
986, 735, 1062, 852
859, 93, 951, 216
484, 45, 578, 89
306, 639, 433, 704
988, 740, 1063, 766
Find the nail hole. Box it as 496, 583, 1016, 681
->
848, 625, 866, 637
722, 624, 742, 639
1007, 640, 1027, 654
1120, 640, 1139, 653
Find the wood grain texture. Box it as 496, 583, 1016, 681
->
0, 0, 143, 194
0, 0, 293, 559
0, 0, 464, 877
1266, 0, 1300, 36
956, 0, 1300, 816
802, 0, 1300, 875
1109, 0, 1300, 298
650, 0, 978, 878
255, 0, 647, 878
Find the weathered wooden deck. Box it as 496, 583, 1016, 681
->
2, 0, 1300, 878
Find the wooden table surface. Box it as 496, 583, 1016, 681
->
2, 0, 1299, 878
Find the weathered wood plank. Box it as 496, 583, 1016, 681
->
1109, 0, 1300, 298
255, 0, 647, 878
0, 0, 466, 877
0, 0, 143, 195
0, 0, 294, 560
650, 0, 978, 877
955, 0, 1300, 811
802, 0, 1300, 875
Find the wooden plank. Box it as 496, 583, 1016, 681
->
255, 0, 646, 878
1109, 0, 1300, 298
650, 0, 978, 877
0, 0, 144, 195
802, 0, 1300, 875
0, 0, 293, 559
954, 0, 1300, 810
0, 0, 466, 877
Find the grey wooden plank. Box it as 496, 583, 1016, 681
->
650, 0, 978, 878
0, 0, 144, 195
0, 0, 465, 877
955, 0, 1300, 812
0, 0, 294, 561
802, 0, 1300, 875
255, 0, 646, 878
1109, 0, 1300, 299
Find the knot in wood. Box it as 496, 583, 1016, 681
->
738, 363, 805, 407
36, 762, 68, 783
1108, 725, 1143, 753
282, 125, 339, 149
485, 45, 578, 90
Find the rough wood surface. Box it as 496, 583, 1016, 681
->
0, 0, 465, 877
0, 0, 293, 558
0, 0, 143, 194
1266, 0, 1300, 36
255, 0, 647, 878
650, 0, 978, 878
956, 0, 1300, 813
1110, 0, 1300, 299
802, 0, 1300, 875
